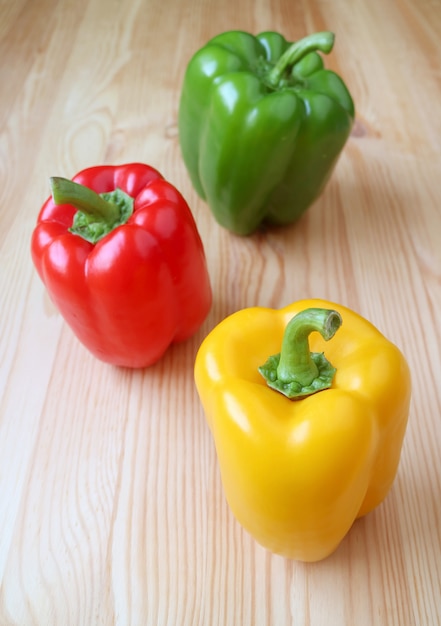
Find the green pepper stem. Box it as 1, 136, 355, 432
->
50, 177, 120, 223
277, 308, 341, 385
266, 31, 335, 88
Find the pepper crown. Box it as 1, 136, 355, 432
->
264, 31, 335, 90
50, 177, 134, 244
258, 307, 342, 399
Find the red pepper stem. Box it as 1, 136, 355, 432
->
277, 308, 341, 386
50, 177, 120, 223
50, 177, 134, 244
266, 31, 335, 88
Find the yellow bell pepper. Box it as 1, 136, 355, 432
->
194, 299, 411, 562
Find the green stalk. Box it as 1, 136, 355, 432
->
50, 177, 134, 244
258, 308, 342, 399
266, 31, 335, 89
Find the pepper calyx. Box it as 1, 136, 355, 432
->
265, 31, 335, 90
50, 177, 134, 244
258, 307, 342, 399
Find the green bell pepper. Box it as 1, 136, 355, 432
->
178, 30, 355, 236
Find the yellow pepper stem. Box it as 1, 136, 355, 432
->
258, 308, 342, 399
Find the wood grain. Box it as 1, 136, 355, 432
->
1, 0, 440, 624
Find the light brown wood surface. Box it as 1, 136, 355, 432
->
1, 0, 440, 624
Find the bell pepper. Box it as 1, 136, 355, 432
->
178, 30, 354, 235
31, 163, 212, 368
194, 299, 411, 561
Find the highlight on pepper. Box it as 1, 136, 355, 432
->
178, 30, 355, 235
194, 299, 411, 561
31, 163, 212, 368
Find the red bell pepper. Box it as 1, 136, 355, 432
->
31, 163, 212, 368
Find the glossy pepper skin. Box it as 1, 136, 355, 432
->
179, 31, 355, 235
194, 299, 411, 562
31, 163, 212, 368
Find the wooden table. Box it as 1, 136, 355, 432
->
1, 0, 440, 624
